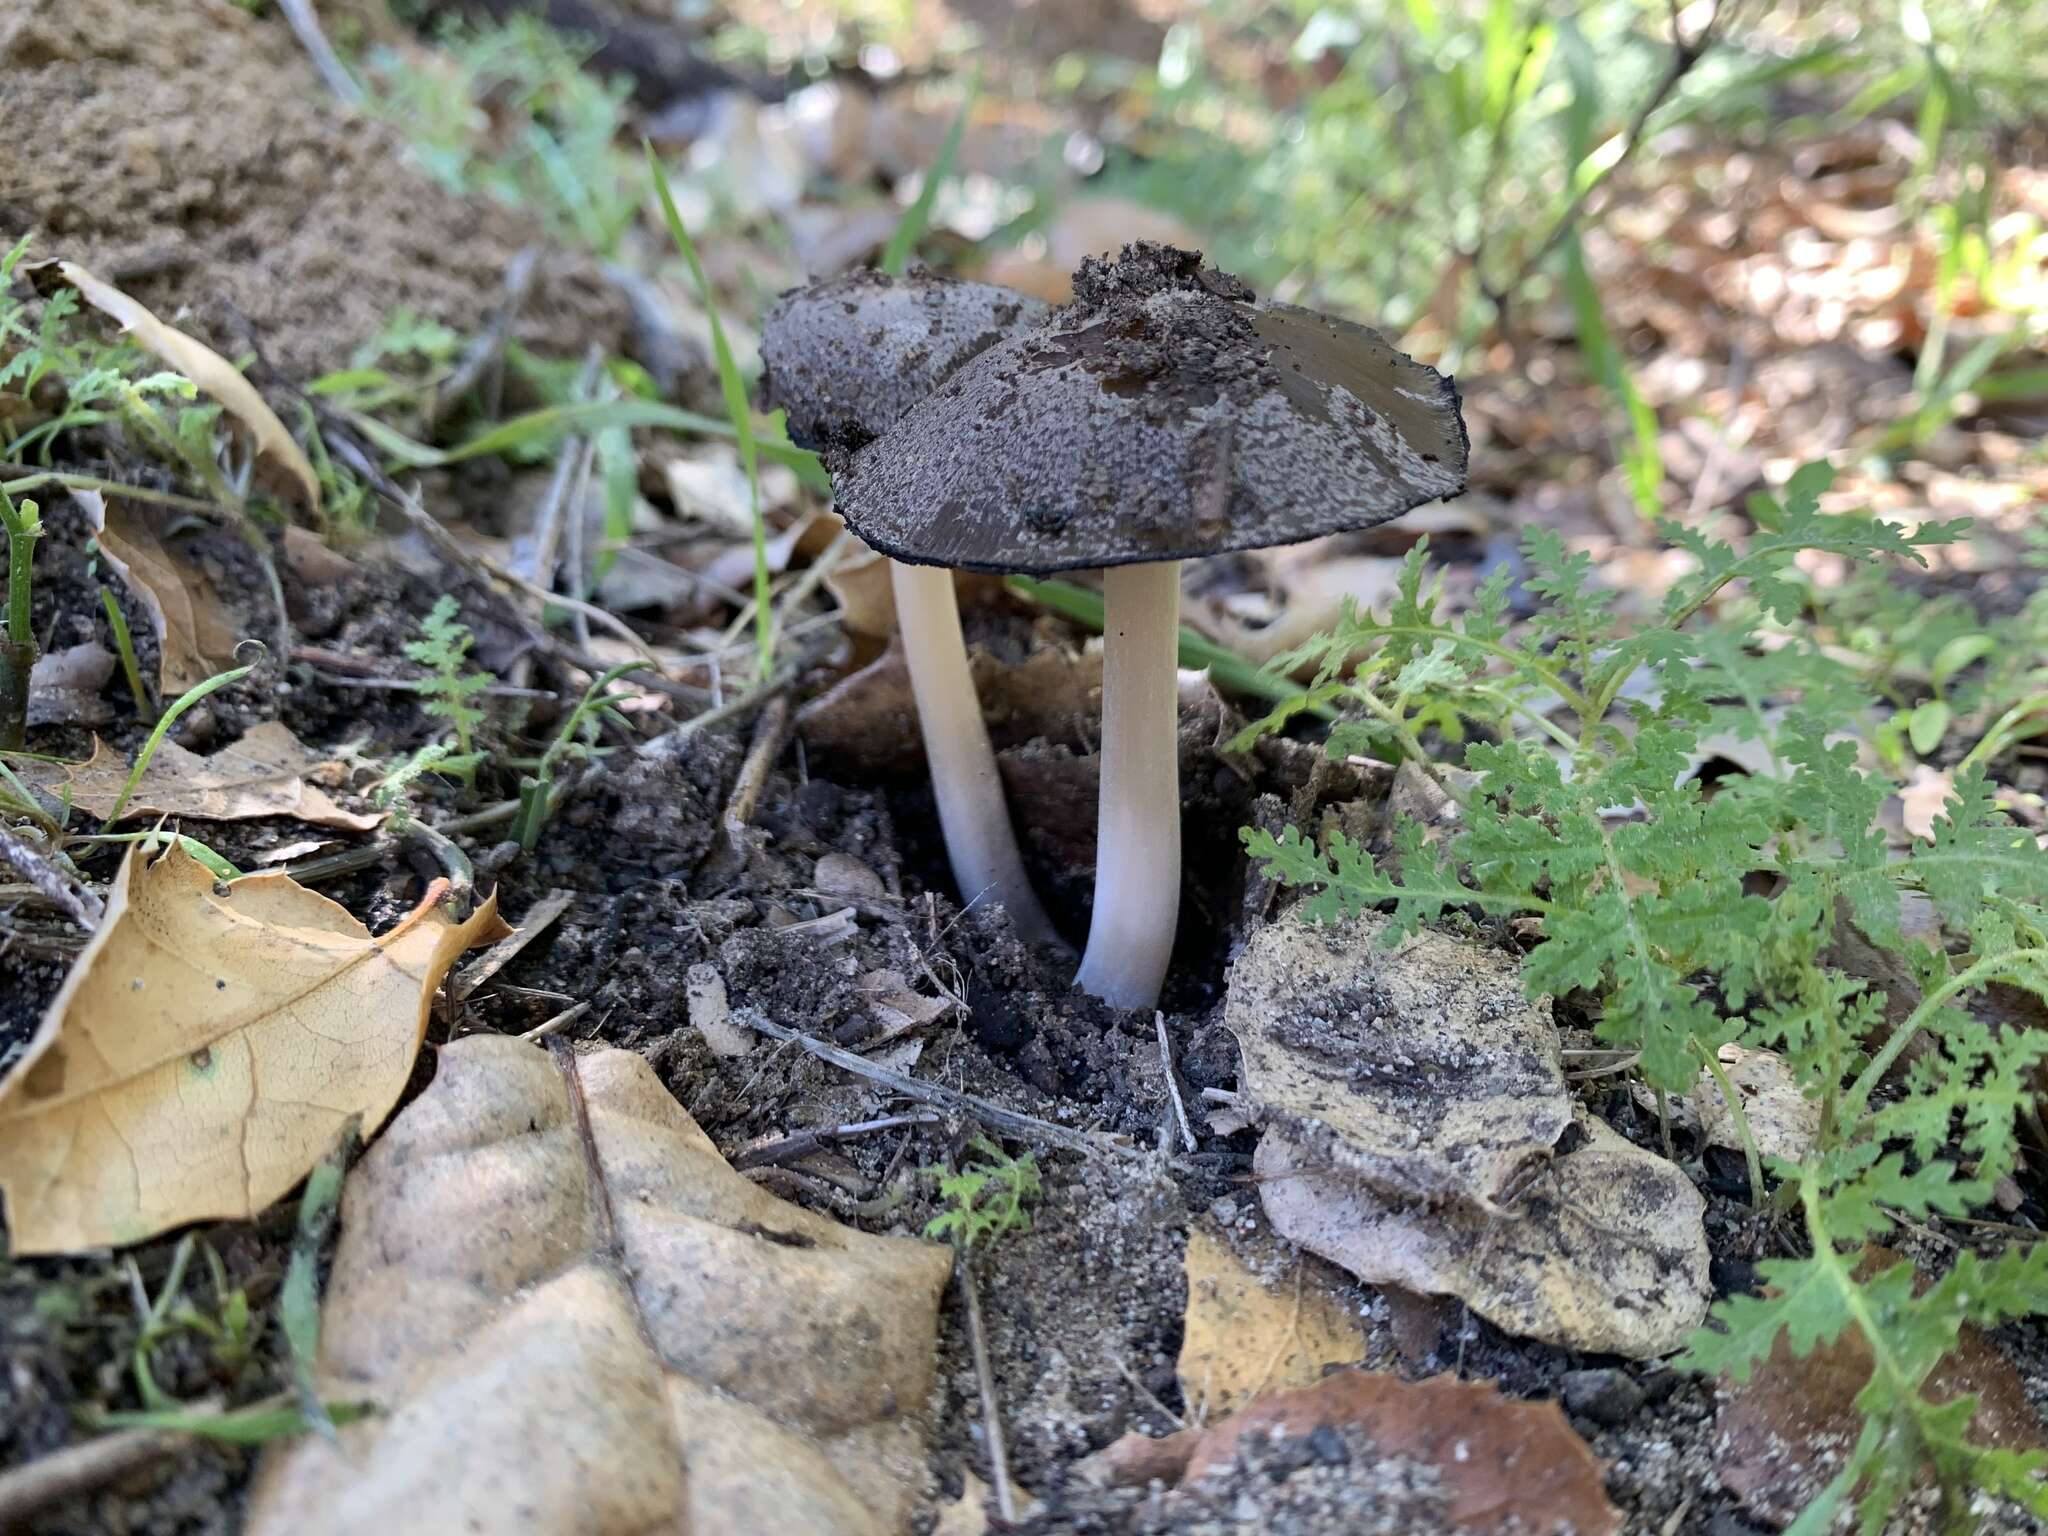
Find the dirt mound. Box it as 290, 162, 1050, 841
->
0, 0, 629, 381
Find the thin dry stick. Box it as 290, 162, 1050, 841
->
1156, 1011, 1197, 1154
737, 1007, 1141, 1161
1484, 0, 1734, 318
0, 823, 103, 929
957, 1256, 1018, 1524
425, 249, 540, 432
731, 1111, 942, 1171
0, 1426, 190, 1528
519, 1000, 590, 1042
721, 695, 791, 852
451, 888, 575, 1002
525, 349, 605, 591
275, 0, 363, 106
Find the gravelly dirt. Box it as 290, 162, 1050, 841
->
0, 0, 629, 383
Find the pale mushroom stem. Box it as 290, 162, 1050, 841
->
1074, 560, 1182, 1010
891, 559, 1059, 948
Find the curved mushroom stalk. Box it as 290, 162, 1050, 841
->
1074, 560, 1182, 1010
892, 560, 1060, 949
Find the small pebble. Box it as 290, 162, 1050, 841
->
1560, 1367, 1645, 1428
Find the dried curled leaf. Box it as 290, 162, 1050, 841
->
1177, 1223, 1366, 1421
250, 1036, 953, 1536
1226, 913, 1571, 1208
0, 844, 503, 1254
1090, 1369, 1621, 1536
80, 491, 243, 694
1229, 915, 1708, 1357
51, 261, 322, 513
1258, 1112, 1710, 1358
1716, 1255, 2048, 1527
18, 720, 382, 831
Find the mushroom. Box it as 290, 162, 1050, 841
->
761, 269, 1061, 948
822, 244, 1470, 1010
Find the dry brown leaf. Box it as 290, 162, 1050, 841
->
1257, 1111, 1710, 1358
1177, 1223, 1365, 1421
52, 261, 321, 513
0, 843, 503, 1254
249, 1035, 952, 1536
1226, 913, 1571, 1208
81, 492, 243, 694
1718, 1268, 2046, 1526
1230, 912, 1706, 1356
1089, 1370, 1621, 1535
18, 720, 382, 831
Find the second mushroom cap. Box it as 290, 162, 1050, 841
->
829, 242, 1470, 574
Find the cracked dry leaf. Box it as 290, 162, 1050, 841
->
1257, 1111, 1710, 1358
1715, 1248, 2047, 1527
50, 262, 322, 513
80, 491, 243, 694
250, 1036, 953, 1536
1226, 913, 1571, 1208
17, 720, 382, 831
0, 843, 503, 1254
1178, 1222, 1365, 1421
1089, 1369, 1620, 1535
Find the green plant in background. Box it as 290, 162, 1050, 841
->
403, 594, 492, 769
363, 16, 640, 256
0, 488, 42, 751
1240, 463, 2048, 1527
647, 146, 777, 680
513, 660, 644, 849
924, 1136, 1043, 1250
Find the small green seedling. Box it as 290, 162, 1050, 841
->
514, 660, 644, 850
924, 1136, 1042, 1250
404, 594, 492, 767
0, 488, 42, 751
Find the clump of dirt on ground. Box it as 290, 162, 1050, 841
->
0, 0, 629, 381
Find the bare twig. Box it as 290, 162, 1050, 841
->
736, 1007, 1141, 1160
275, 0, 364, 106
731, 1111, 942, 1170
721, 695, 791, 852
519, 1000, 590, 1041
1156, 1011, 1197, 1155
1484, 0, 1734, 318
0, 1425, 190, 1528
425, 249, 540, 432
957, 1257, 1018, 1524
451, 888, 574, 1002
525, 349, 605, 591
0, 822, 103, 929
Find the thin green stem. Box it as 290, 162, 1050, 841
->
99, 662, 257, 830
1844, 945, 2048, 1121
1, 491, 42, 752
100, 588, 155, 722
1700, 1045, 1767, 1209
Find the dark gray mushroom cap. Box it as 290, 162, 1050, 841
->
759, 268, 1049, 462
832, 243, 1469, 574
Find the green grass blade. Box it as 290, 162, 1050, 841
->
880, 80, 976, 277
100, 661, 257, 830
645, 143, 774, 679
1562, 232, 1662, 518
1006, 575, 1335, 718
